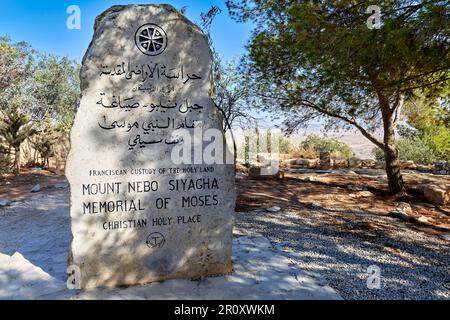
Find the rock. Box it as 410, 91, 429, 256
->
309, 202, 321, 209
235, 172, 247, 180
248, 166, 261, 178
389, 202, 413, 221
420, 184, 449, 206
434, 160, 450, 175
248, 166, 284, 179
434, 160, 446, 169
319, 151, 331, 161
440, 234, 450, 241
389, 210, 411, 222
417, 216, 429, 223
307, 175, 331, 183
296, 158, 318, 168
361, 159, 376, 168
235, 163, 248, 174
319, 152, 333, 169
347, 184, 367, 191
416, 164, 433, 173
256, 154, 267, 163
31, 184, 41, 193
286, 158, 298, 165
65, 5, 235, 289
374, 161, 385, 169
0, 199, 13, 207
395, 202, 413, 216
54, 183, 69, 189
400, 160, 416, 170
266, 206, 281, 213
333, 158, 348, 168
348, 157, 362, 169
354, 191, 374, 198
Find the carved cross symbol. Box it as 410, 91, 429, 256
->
135, 24, 167, 56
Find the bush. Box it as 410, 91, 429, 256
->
0, 144, 12, 173
372, 137, 438, 165
289, 145, 318, 159
298, 134, 354, 158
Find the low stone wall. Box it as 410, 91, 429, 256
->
283, 156, 449, 175
434, 161, 450, 175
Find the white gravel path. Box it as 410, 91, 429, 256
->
235, 206, 450, 300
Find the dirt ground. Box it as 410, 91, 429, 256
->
236, 171, 450, 234
0, 168, 66, 201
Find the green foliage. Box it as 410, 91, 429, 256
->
0, 142, 12, 173
401, 97, 450, 161
242, 129, 291, 164
29, 115, 60, 166
301, 134, 354, 158
0, 89, 36, 149
265, 130, 291, 154
227, 0, 450, 130
213, 59, 255, 131
0, 37, 80, 172
0, 36, 34, 93
372, 137, 438, 165
227, 0, 450, 193
32, 54, 80, 128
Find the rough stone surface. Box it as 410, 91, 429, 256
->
54, 183, 69, 189
333, 158, 349, 168
347, 184, 367, 191
361, 159, 376, 168
400, 160, 416, 170
66, 5, 235, 289
296, 158, 318, 168
348, 157, 362, 168
434, 161, 450, 175
395, 202, 413, 216
266, 206, 281, 213
420, 184, 449, 206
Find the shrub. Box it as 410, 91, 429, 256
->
289, 145, 318, 159
0, 144, 12, 173
299, 134, 354, 158
372, 137, 438, 165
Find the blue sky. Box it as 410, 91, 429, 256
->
0, 0, 253, 63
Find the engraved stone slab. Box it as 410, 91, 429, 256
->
66, 4, 235, 289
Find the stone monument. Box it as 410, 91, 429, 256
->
66, 4, 235, 289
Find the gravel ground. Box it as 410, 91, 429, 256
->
234, 207, 450, 300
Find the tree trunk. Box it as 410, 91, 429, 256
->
14, 146, 21, 174
383, 145, 404, 194
380, 92, 405, 195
